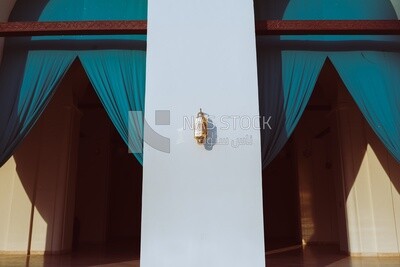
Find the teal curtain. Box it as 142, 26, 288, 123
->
258, 49, 400, 165
330, 52, 400, 162
256, 0, 400, 166
0, 51, 76, 166
80, 51, 146, 164
0, 50, 146, 167
258, 50, 326, 167
0, 0, 147, 167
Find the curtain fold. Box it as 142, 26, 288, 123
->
79, 50, 146, 164
258, 50, 326, 167
330, 51, 400, 162
0, 0, 148, 167
0, 51, 76, 166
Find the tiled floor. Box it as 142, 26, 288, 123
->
266, 245, 400, 266
0, 243, 140, 267
1, 245, 399, 267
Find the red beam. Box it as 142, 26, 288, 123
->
0, 20, 400, 37
255, 20, 400, 35
0, 20, 147, 37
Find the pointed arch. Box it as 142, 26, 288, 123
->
0, 50, 145, 166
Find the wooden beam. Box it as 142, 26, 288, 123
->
1, 20, 400, 37
0, 20, 147, 37
255, 20, 400, 35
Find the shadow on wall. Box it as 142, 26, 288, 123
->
304, 60, 399, 254
370, 136, 400, 196
261, 56, 400, 256
205, 118, 218, 151
262, 138, 302, 252
342, 110, 400, 198
11, 61, 142, 266
11, 61, 85, 256
325, 61, 400, 199
0, 0, 145, 263
256, 1, 400, 252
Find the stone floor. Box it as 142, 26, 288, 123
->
266, 245, 400, 266
1, 245, 399, 267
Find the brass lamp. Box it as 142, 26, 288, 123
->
194, 108, 208, 144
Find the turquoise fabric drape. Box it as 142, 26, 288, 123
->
0, 51, 76, 166
80, 51, 146, 164
330, 52, 400, 162
257, 0, 400, 166
0, 50, 146, 167
0, 0, 147, 167
258, 50, 326, 167
259, 49, 400, 165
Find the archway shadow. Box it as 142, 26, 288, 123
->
300, 59, 400, 264
11, 60, 142, 266
0, 1, 145, 264
324, 59, 400, 199
2, 0, 400, 264
256, 0, 400, 261
288, 60, 352, 260
260, 56, 400, 265
369, 129, 400, 196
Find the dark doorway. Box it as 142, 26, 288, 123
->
262, 138, 302, 252
72, 67, 143, 258
263, 60, 345, 253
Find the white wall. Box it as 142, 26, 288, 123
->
337, 84, 400, 256
291, 62, 400, 255
141, 0, 265, 266
29, 96, 81, 253
0, 64, 87, 254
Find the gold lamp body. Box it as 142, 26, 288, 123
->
194, 109, 208, 144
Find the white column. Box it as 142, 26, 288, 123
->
141, 1, 265, 266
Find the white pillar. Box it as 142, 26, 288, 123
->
141, 1, 265, 266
